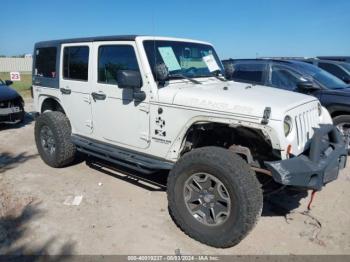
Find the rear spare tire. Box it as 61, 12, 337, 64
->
167, 146, 262, 248
35, 111, 76, 167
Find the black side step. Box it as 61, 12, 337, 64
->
71, 135, 174, 174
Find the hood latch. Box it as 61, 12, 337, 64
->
261, 107, 271, 125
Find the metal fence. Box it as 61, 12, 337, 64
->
0, 57, 33, 72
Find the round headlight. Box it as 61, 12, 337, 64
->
284, 115, 293, 137
318, 103, 322, 116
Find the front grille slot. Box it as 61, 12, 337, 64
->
294, 107, 319, 147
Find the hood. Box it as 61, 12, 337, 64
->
158, 80, 317, 121
0, 84, 21, 101
320, 87, 350, 97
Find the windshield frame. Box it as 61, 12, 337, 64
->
142, 40, 224, 82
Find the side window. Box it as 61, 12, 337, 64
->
35, 47, 57, 78
98, 45, 140, 85
63, 46, 89, 81
271, 66, 301, 91
319, 63, 346, 79
232, 63, 265, 84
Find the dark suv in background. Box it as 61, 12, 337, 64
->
222, 59, 350, 149
317, 56, 350, 63
311, 60, 350, 84
277, 58, 350, 84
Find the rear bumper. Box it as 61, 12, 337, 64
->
265, 124, 347, 190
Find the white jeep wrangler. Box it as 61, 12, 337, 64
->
32, 35, 347, 248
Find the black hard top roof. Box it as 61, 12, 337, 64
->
35, 35, 139, 47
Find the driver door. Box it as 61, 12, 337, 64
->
91, 41, 150, 149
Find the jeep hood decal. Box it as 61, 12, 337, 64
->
158, 81, 317, 121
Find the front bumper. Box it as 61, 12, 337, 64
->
265, 124, 347, 190
0, 106, 24, 123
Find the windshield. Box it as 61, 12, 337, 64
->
143, 40, 224, 80
293, 61, 348, 89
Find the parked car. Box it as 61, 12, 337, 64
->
222, 59, 350, 149
314, 60, 350, 84
0, 79, 25, 124
268, 58, 350, 84
308, 59, 350, 84
317, 56, 350, 63
32, 36, 347, 248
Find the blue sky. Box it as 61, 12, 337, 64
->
1, 0, 349, 58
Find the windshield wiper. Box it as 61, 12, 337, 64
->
211, 70, 227, 82
168, 73, 201, 84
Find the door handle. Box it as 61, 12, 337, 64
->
91, 92, 106, 101
60, 87, 71, 95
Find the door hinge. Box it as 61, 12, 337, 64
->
85, 120, 93, 130
138, 105, 150, 113
140, 133, 150, 143
83, 95, 91, 104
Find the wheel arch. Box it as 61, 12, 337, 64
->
327, 104, 350, 119
166, 116, 281, 163
39, 95, 65, 114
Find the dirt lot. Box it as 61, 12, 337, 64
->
0, 98, 350, 255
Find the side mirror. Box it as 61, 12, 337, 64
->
297, 81, 320, 91
223, 61, 235, 79
154, 63, 169, 83
342, 76, 350, 84
117, 70, 142, 89
5, 80, 13, 86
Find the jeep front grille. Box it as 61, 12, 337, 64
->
294, 106, 319, 146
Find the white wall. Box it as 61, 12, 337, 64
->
0, 57, 33, 72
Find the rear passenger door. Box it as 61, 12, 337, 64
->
60, 43, 93, 136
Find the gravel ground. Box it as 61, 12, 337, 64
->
0, 98, 349, 255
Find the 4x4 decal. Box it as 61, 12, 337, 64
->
155, 116, 166, 137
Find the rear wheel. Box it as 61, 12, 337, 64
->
35, 111, 76, 167
167, 146, 263, 248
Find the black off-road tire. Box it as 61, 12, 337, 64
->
35, 111, 76, 168
167, 146, 263, 248
333, 115, 350, 154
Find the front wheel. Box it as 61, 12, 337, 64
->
167, 146, 263, 248
333, 115, 350, 153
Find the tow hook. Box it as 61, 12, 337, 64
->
307, 190, 317, 210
